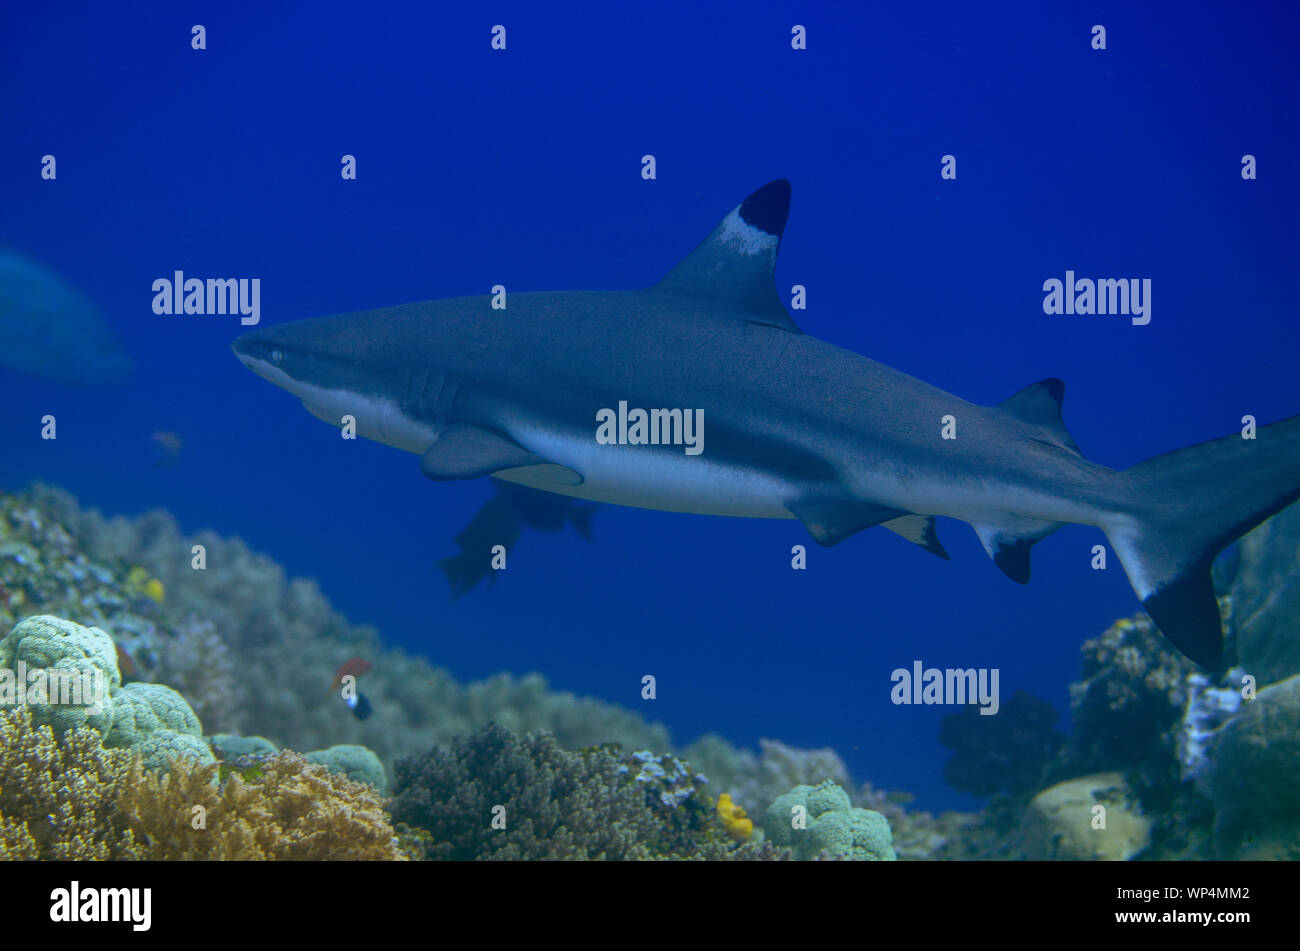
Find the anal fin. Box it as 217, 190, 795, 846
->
973, 516, 1061, 584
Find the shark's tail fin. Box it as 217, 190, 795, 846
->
1105, 414, 1300, 667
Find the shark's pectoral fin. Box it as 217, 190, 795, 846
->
972, 516, 1062, 584
419, 424, 581, 484
788, 496, 905, 547
882, 516, 950, 560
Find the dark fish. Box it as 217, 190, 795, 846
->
345, 691, 373, 721
438, 481, 597, 597
0, 247, 133, 384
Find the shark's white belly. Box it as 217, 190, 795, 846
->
500, 423, 796, 519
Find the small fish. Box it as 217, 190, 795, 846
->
344, 691, 373, 721
332, 657, 372, 690
149, 429, 183, 468
115, 643, 138, 680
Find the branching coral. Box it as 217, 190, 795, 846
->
392, 723, 776, 860
116, 751, 406, 860
0, 706, 143, 860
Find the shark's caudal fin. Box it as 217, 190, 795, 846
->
656, 180, 802, 334
1106, 414, 1300, 668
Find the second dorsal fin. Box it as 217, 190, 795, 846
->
999, 378, 1080, 453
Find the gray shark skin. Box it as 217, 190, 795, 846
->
233, 181, 1300, 668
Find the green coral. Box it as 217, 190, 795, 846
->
0, 615, 213, 772
306, 744, 388, 793
0, 614, 118, 737
764, 780, 896, 861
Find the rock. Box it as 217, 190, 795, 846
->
1206, 674, 1300, 860
1228, 503, 1300, 684
1019, 773, 1150, 861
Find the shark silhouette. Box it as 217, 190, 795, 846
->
234, 180, 1300, 667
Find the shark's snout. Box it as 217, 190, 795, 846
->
231, 330, 290, 389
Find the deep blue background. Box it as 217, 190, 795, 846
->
2, 1, 1297, 810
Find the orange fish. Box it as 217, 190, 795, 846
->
332, 657, 372, 690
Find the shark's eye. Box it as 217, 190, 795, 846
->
268, 347, 283, 366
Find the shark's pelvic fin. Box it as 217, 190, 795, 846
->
788, 496, 905, 547
656, 179, 802, 335
882, 515, 951, 560
998, 377, 1080, 453
420, 423, 582, 484
973, 516, 1062, 584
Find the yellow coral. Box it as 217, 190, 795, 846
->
717, 792, 754, 842
0, 706, 145, 860
117, 751, 407, 860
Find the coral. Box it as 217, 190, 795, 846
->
683, 735, 852, 818
1205, 673, 1300, 860
716, 793, 753, 842
937, 689, 1065, 797
1065, 611, 1206, 808
1177, 669, 1245, 784
210, 733, 278, 758
0, 706, 144, 860
1017, 773, 1151, 861
154, 616, 244, 734
105, 681, 215, 771
116, 751, 406, 860
0, 614, 118, 737
305, 744, 388, 793
392, 724, 773, 860
763, 780, 896, 861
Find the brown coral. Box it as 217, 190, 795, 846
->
0, 706, 144, 859
117, 751, 406, 860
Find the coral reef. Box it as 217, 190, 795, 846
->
763, 780, 896, 861
682, 735, 852, 818
937, 689, 1065, 797
4, 487, 673, 773
391, 723, 779, 860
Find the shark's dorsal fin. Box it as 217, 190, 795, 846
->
656, 180, 802, 334
999, 378, 1080, 453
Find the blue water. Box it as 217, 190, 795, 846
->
2, 1, 1297, 811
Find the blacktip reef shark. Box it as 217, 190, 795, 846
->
233, 181, 1300, 668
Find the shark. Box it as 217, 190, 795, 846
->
233, 180, 1300, 668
